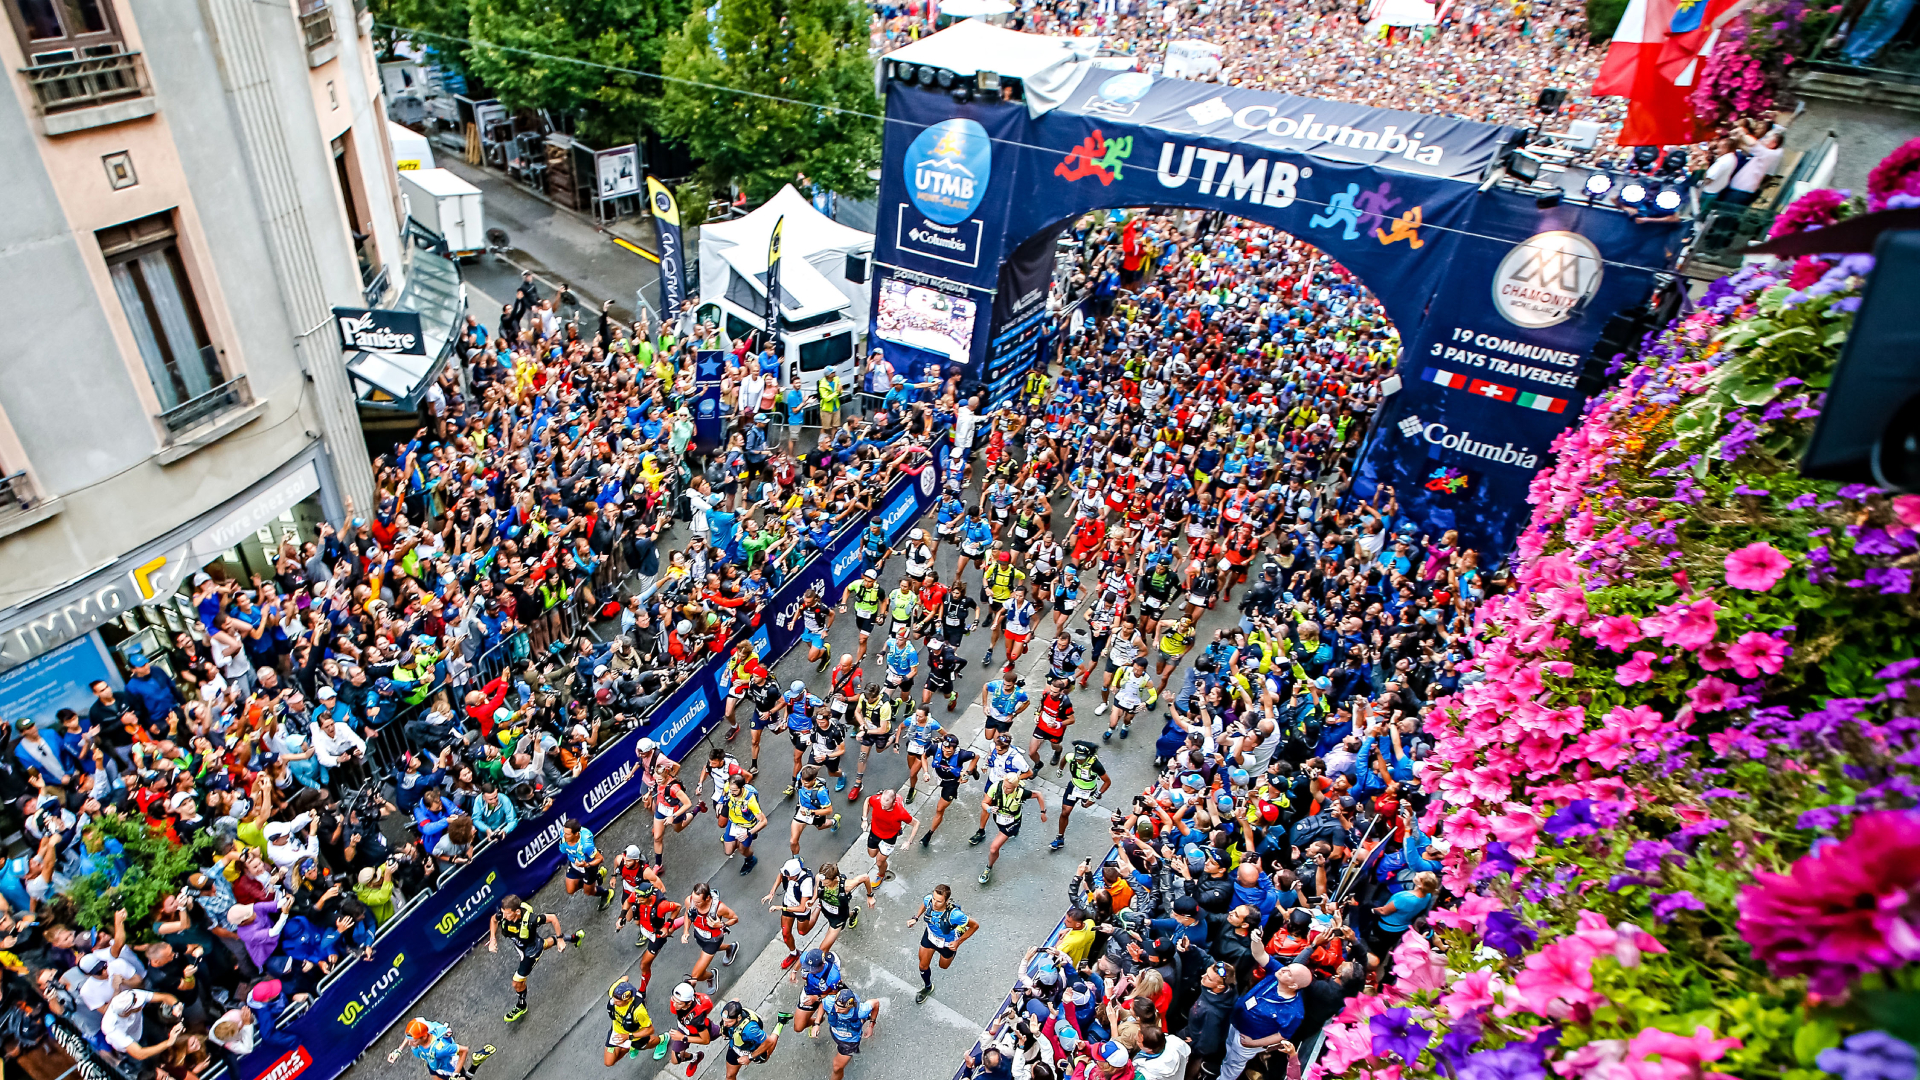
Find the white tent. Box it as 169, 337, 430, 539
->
1163, 39, 1222, 80
1367, 0, 1438, 26
698, 184, 873, 326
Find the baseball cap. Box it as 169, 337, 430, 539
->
1096, 1041, 1130, 1067
801, 948, 827, 973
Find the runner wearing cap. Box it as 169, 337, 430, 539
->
1053, 741, 1111, 851
896, 705, 943, 804
954, 507, 992, 585
917, 733, 978, 848
387, 1017, 491, 1078
664, 982, 719, 1076
787, 946, 845, 1037
995, 585, 1039, 673
789, 765, 842, 854
840, 569, 884, 662
826, 989, 881, 1080
779, 680, 823, 798
602, 978, 660, 1065
900, 527, 935, 583
612, 848, 680, 995
905, 884, 978, 1004
849, 682, 897, 799
968, 732, 1033, 847
763, 857, 819, 969
1029, 677, 1078, 769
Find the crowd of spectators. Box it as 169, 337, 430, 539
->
956, 206, 1490, 1080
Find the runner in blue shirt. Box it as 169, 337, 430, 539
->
559, 818, 612, 910
789, 946, 845, 1038
388, 1018, 492, 1078
905, 883, 978, 1004
825, 989, 881, 1080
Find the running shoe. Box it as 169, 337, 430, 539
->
503, 1006, 527, 1023
724, 942, 741, 966
776, 1011, 795, 1027
831, 813, 842, 833
919, 832, 932, 847
835, 776, 847, 791
848, 907, 861, 929
781, 951, 799, 970
968, 829, 987, 846
916, 986, 934, 1004
847, 784, 861, 802
652, 1041, 668, 1061
980, 865, 992, 884
739, 855, 757, 876
683, 1052, 704, 1076
725, 724, 739, 742
599, 889, 614, 911
1049, 836, 1065, 851
1094, 703, 1109, 716
784, 783, 798, 797
817, 654, 831, 672
572, 930, 587, 945
1119, 725, 1130, 739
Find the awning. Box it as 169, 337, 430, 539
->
185, 461, 321, 565
348, 349, 445, 409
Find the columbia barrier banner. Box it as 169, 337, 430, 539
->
868, 40, 1680, 556
238, 459, 947, 1080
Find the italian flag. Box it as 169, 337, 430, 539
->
1423, 366, 1470, 389
1516, 391, 1568, 413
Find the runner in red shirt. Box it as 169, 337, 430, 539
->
860, 790, 917, 887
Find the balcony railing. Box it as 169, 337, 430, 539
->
300, 0, 336, 51
20, 50, 148, 114
0, 471, 35, 517
160, 370, 252, 434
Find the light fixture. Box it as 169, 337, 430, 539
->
951, 83, 971, 103
1653, 187, 1683, 212
1618, 182, 1647, 206
1506, 149, 1542, 183
935, 68, 955, 89
894, 63, 913, 83
1584, 172, 1614, 197
917, 65, 936, 87
977, 70, 1001, 93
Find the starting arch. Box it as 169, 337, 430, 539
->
870, 19, 1679, 554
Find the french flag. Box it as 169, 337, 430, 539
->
1592, 0, 1704, 146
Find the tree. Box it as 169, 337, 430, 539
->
658, 0, 882, 204
370, 0, 474, 78
1584, 0, 1629, 43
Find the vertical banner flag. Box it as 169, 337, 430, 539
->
766, 215, 785, 347
693, 349, 727, 455
645, 177, 686, 318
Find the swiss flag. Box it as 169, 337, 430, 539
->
1592, 0, 1705, 146
1468, 380, 1517, 402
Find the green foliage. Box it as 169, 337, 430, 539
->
463, 0, 695, 149
1584, 0, 1628, 43
372, 0, 474, 74
658, 0, 882, 202
66, 815, 210, 939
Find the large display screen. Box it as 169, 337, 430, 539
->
874, 278, 977, 361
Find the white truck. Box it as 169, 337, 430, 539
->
396, 167, 486, 260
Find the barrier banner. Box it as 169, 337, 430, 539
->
239, 461, 947, 1080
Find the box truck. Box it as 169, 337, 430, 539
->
396, 168, 486, 260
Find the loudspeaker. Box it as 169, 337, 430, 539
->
845, 252, 868, 284
1535, 87, 1568, 113
1803, 229, 1920, 487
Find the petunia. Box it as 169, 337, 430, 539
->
1815, 1031, 1918, 1080
1737, 809, 1920, 994
1320, 1022, 1378, 1073
1727, 631, 1788, 678
1725, 541, 1791, 591
1370, 1008, 1432, 1065
1392, 933, 1450, 992
1440, 968, 1501, 1016
1626, 1026, 1743, 1076
1616, 651, 1659, 686
1687, 676, 1739, 713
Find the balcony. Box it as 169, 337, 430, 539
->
301, 0, 337, 65
20, 50, 155, 135
0, 470, 60, 540
160, 370, 252, 434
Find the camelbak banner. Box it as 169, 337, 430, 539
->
868, 23, 1681, 556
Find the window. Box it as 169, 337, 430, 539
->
800, 331, 853, 372
8, 0, 119, 63
98, 212, 222, 419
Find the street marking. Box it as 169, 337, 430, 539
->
612, 236, 663, 263
856, 962, 979, 1033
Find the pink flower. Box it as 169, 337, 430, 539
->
1589, 614, 1645, 652
1626, 1026, 1743, 1079
1646, 598, 1722, 650
1319, 1022, 1377, 1073
1576, 724, 1635, 770
1527, 552, 1579, 589
1542, 586, 1591, 625
1438, 968, 1500, 1015
1611, 703, 1669, 734
1738, 809, 1920, 995
1724, 542, 1791, 591
1391, 934, 1449, 991
1894, 494, 1920, 529
1511, 936, 1605, 1015
1616, 651, 1659, 686
1429, 893, 1505, 931
1445, 807, 1492, 848
1727, 632, 1788, 677
1687, 675, 1738, 713
1613, 921, 1669, 968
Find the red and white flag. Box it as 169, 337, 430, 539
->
1591, 0, 1705, 146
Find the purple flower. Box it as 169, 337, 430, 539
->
1840, 483, 1880, 499
1835, 296, 1863, 313
1624, 840, 1680, 873
1865, 567, 1913, 595
1482, 909, 1538, 957
1651, 890, 1708, 921
1815, 1031, 1918, 1080
1459, 1044, 1548, 1080
1544, 800, 1601, 840
1369, 1007, 1432, 1064
1787, 492, 1820, 509
1436, 1011, 1485, 1075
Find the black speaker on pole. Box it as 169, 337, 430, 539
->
1802, 229, 1920, 489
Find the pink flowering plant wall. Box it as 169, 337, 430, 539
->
1691, 0, 1834, 130
1311, 154, 1920, 1080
